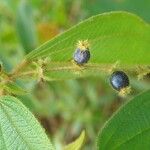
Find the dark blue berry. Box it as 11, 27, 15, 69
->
73, 48, 90, 65
110, 71, 129, 91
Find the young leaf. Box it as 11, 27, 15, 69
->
97, 90, 150, 150
64, 130, 85, 150
0, 96, 54, 150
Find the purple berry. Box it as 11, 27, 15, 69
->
73, 48, 90, 65
110, 71, 129, 91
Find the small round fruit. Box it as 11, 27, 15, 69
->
110, 71, 129, 91
73, 48, 90, 65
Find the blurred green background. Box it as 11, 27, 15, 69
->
0, 0, 150, 149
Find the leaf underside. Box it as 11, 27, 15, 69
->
0, 96, 53, 150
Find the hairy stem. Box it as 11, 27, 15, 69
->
11, 59, 29, 77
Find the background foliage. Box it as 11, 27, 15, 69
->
0, 0, 150, 149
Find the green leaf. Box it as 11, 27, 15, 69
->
97, 90, 150, 150
22, 11, 150, 80
64, 130, 85, 150
4, 82, 27, 95
0, 96, 54, 150
16, 0, 38, 53
26, 11, 150, 64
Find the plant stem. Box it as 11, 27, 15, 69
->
11, 59, 29, 77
